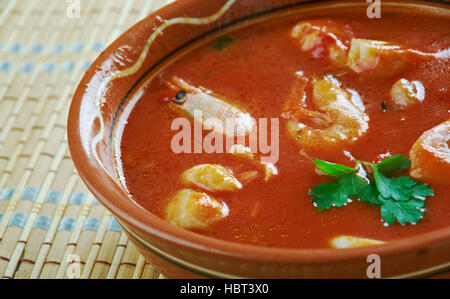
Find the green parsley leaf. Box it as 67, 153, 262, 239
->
372, 167, 415, 202
359, 182, 383, 206
214, 36, 235, 51
313, 160, 356, 179
309, 155, 435, 226
309, 173, 368, 210
310, 182, 346, 210
376, 154, 410, 175
380, 197, 425, 226
411, 184, 434, 199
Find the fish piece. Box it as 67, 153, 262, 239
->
166, 189, 229, 229
390, 79, 425, 111
410, 120, 450, 185
167, 77, 256, 137
182, 164, 242, 192
330, 235, 386, 249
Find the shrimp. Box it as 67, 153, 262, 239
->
282, 75, 369, 152
347, 39, 440, 77
166, 77, 256, 138
165, 189, 229, 229
292, 21, 444, 77
347, 39, 410, 76
291, 19, 353, 67
409, 120, 450, 186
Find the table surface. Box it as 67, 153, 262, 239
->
0, 0, 175, 279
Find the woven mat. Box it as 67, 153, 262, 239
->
0, 0, 175, 279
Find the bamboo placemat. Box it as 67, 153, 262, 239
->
0, 0, 175, 279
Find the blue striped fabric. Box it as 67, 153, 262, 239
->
92, 41, 105, 52
0, 186, 107, 232
91, 197, 100, 205
34, 215, 52, 230
107, 218, 122, 232
68, 192, 85, 205
0, 188, 99, 208
0, 61, 12, 72
9, 43, 23, 54
0, 40, 105, 73
41, 61, 56, 73
45, 190, 61, 204
19, 61, 34, 72
71, 42, 84, 53
9, 212, 27, 228
82, 59, 92, 70
30, 43, 44, 54
21, 186, 38, 201
82, 217, 100, 231
58, 217, 77, 231
61, 60, 75, 72
0, 188, 14, 201
51, 43, 66, 54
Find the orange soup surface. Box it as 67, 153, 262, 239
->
119, 6, 450, 249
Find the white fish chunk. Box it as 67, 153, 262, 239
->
331, 235, 386, 249
166, 189, 229, 229
182, 164, 242, 192
390, 79, 425, 111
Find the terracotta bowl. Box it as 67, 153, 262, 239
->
67, 0, 450, 278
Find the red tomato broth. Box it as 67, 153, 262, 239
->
119, 8, 450, 249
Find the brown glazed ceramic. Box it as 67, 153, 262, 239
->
67, 0, 450, 278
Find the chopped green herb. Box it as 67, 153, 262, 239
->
214, 36, 236, 51
372, 169, 415, 202
309, 173, 367, 210
313, 160, 356, 179
309, 155, 434, 226
376, 154, 410, 175
381, 101, 387, 112
358, 181, 382, 205
380, 197, 425, 226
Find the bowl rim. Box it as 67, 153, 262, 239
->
68, 0, 450, 271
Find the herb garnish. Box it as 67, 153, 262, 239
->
309, 155, 434, 226
214, 36, 236, 51
381, 101, 387, 112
